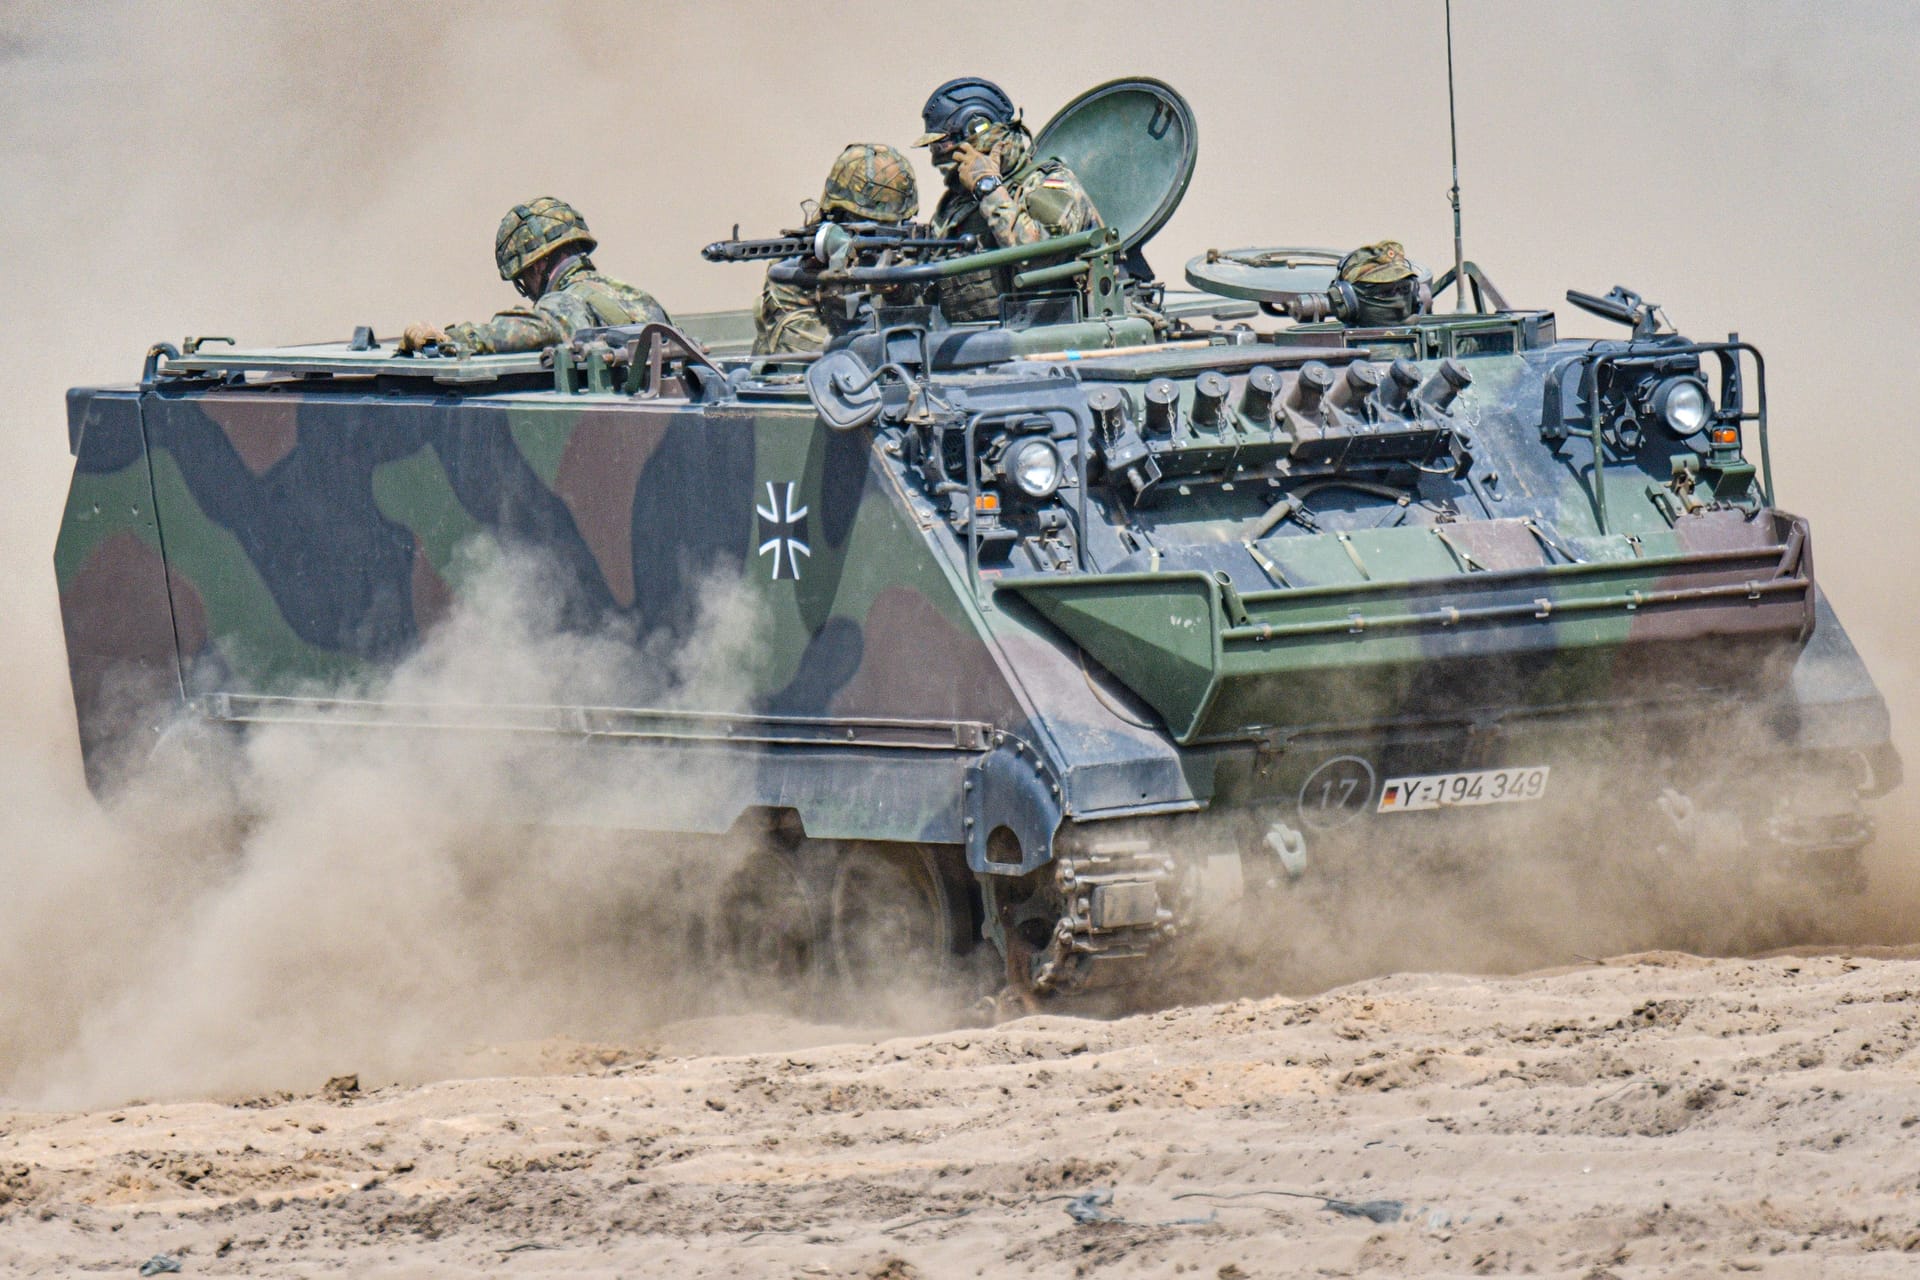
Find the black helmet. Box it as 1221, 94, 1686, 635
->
914, 76, 1016, 148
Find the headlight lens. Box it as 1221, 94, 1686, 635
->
1007, 438, 1063, 499
1654, 376, 1711, 436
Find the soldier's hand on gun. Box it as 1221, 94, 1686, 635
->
953, 142, 1002, 195
399, 322, 451, 354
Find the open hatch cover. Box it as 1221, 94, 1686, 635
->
1033, 77, 1197, 256
1183, 246, 1345, 305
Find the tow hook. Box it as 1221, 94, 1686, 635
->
1657, 786, 1695, 827
1264, 820, 1308, 880
1657, 787, 1697, 851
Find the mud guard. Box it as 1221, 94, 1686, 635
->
964, 740, 1063, 876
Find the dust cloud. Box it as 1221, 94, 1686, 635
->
1197, 756, 1890, 1006
1, 2, 1918, 1105
0, 549, 778, 1109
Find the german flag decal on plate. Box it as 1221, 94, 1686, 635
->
1378, 766, 1550, 813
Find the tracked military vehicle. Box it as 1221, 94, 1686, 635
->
56, 80, 1899, 1002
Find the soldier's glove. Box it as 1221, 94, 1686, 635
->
953, 143, 1003, 196
399, 321, 452, 354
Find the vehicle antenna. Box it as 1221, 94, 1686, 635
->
1445, 0, 1467, 311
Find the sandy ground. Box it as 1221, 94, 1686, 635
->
6, 949, 1920, 1278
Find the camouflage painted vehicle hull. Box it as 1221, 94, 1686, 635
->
55, 300, 1899, 1000
51, 75, 1901, 1001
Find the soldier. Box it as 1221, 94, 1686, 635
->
915, 77, 1104, 321
1335, 241, 1430, 326
754, 143, 920, 356
400, 197, 670, 356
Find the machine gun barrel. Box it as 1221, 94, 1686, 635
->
702, 234, 818, 263
702, 221, 975, 265
767, 226, 1113, 287
1565, 288, 1639, 326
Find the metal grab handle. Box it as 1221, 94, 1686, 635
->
1430, 261, 1510, 314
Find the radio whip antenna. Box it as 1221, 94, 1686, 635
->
1445, 0, 1467, 311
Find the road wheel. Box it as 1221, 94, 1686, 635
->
716, 845, 824, 994
826, 842, 966, 986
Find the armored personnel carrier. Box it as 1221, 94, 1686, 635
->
55, 80, 1898, 1003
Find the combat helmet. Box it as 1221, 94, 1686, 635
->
1336, 240, 1428, 326
495, 197, 597, 284
1338, 241, 1417, 286
820, 143, 919, 223
914, 77, 1017, 149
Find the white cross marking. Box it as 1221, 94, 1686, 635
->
755, 481, 811, 581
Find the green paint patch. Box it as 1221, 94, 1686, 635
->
508, 412, 570, 490
371, 445, 492, 590
54, 463, 162, 590
147, 450, 360, 685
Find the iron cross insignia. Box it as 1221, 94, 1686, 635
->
755, 481, 811, 581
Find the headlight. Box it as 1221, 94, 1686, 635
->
1006, 438, 1063, 499
1653, 376, 1711, 437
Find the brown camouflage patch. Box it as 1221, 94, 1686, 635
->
164, 563, 210, 662
61, 531, 179, 664
409, 532, 454, 633
829, 585, 1022, 724
553, 413, 673, 608
204, 396, 300, 477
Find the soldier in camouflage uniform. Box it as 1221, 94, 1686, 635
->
1336, 240, 1428, 326
916, 77, 1104, 322
754, 144, 920, 356
400, 197, 670, 356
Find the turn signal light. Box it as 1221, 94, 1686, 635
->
974, 492, 1000, 512
1710, 426, 1740, 446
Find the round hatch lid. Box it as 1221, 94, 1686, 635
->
1184, 246, 1345, 303
1033, 77, 1197, 255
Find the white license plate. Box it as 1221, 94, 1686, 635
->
1377, 766, 1550, 813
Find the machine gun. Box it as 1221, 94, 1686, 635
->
1565, 285, 1666, 340
702, 221, 980, 268
767, 226, 1127, 319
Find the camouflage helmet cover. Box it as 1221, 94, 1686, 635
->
914, 76, 1016, 147
820, 143, 920, 223
495, 197, 598, 282
1338, 240, 1418, 284
1336, 241, 1429, 326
